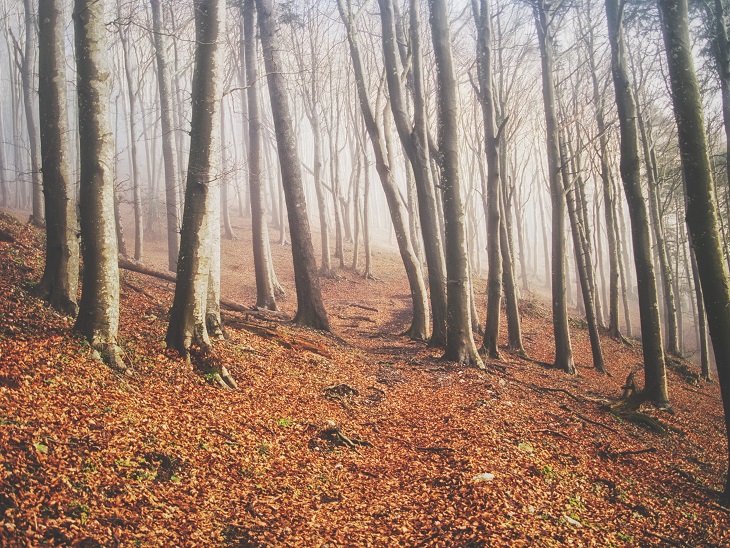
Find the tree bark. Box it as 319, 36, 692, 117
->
473, 0, 503, 359
21, 0, 43, 224
379, 0, 448, 346
150, 0, 180, 270
429, 0, 483, 367
166, 0, 226, 354
534, 0, 575, 374
256, 0, 329, 330
37, 0, 79, 316
658, 0, 730, 499
338, 0, 429, 339
73, 0, 122, 369
606, 0, 668, 404
242, 0, 277, 311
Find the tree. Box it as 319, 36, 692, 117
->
533, 0, 575, 374
242, 0, 277, 310
256, 0, 330, 330
472, 0, 503, 359
429, 0, 483, 367
20, 0, 43, 224
116, 0, 143, 260
605, 0, 668, 404
166, 0, 226, 355
150, 0, 181, 271
36, 0, 79, 316
657, 0, 730, 501
338, 0, 430, 340
73, 0, 123, 369
379, 0, 448, 347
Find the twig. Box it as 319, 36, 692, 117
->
644, 530, 689, 547
710, 501, 730, 513
535, 429, 578, 444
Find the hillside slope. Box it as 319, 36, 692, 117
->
0, 211, 728, 547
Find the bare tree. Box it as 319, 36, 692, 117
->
658, 0, 730, 501
605, 0, 668, 404
338, 0, 430, 340
36, 0, 79, 316
242, 0, 277, 310
533, 0, 575, 374
429, 0, 483, 367
150, 0, 181, 271
166, 0, 226, 355
73, 0, 122, 369
256, 0, 330, 330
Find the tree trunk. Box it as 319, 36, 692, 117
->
256, 0, 329, 330
117, 2, 143, 261
658, 0, 730, 499
166, 0, 226, 354
429, 0, 483, 367
243, 0, 277, 311
534, 0, 575, 374
73, 0, 122, 369
473, 0, 503, 359
606, 0, 668, 404
560, 133, 607, 374
21, 0, 43, 224
37, 0, 79, 316
378, 0, 448, 346
338, 0, 429, 339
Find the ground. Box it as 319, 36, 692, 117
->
0, 210, 728, 547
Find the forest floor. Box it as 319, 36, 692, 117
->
0, 209, 729, 547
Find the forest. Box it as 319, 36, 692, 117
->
1, 0, 730, 545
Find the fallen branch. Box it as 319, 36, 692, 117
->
527, 383, 583, 402
337, 314, 375, 323
560, 405, 620, 434
535, 429, 578, 444
348, 303, 379, 313
710, 501, 730, 514
644, 530, 689, 548
119, 257, 256, 315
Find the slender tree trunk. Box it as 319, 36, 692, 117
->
21, 0, 43, 224
500, 177, 526, 356
473, 0, 503, 359
117, 3, 143, 260
74, 0, 122, 369
220, 99, 235, 241
166, 0, 226, 354
658, 0, 730, 499
379, 0, 448, 346
257, 0, 329, 330
429, 0, 483, 366
242, 0, 277, 310
560, 133, 607, 373
690, 243, 711, 380
534, 0, 575, 374
606, 0, 668, 404
37, 0, 79, 316
338, 0, 429, 339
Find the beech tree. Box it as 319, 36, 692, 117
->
657, 0, 730, 501
73, 0, 123, 369
429, 0, 483, 367
605, 0, 669, 405
256, 0, 330, 330
166, 0, 226, 355
533, 0, 575, 374
242, 0, 277, 310
338, 0, 430, 340
36, 0, 79, 316
150, 0, 180, 271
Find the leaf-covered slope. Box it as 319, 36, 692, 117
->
0, 211, 727, 547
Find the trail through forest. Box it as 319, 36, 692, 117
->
0, 210, 728, 547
